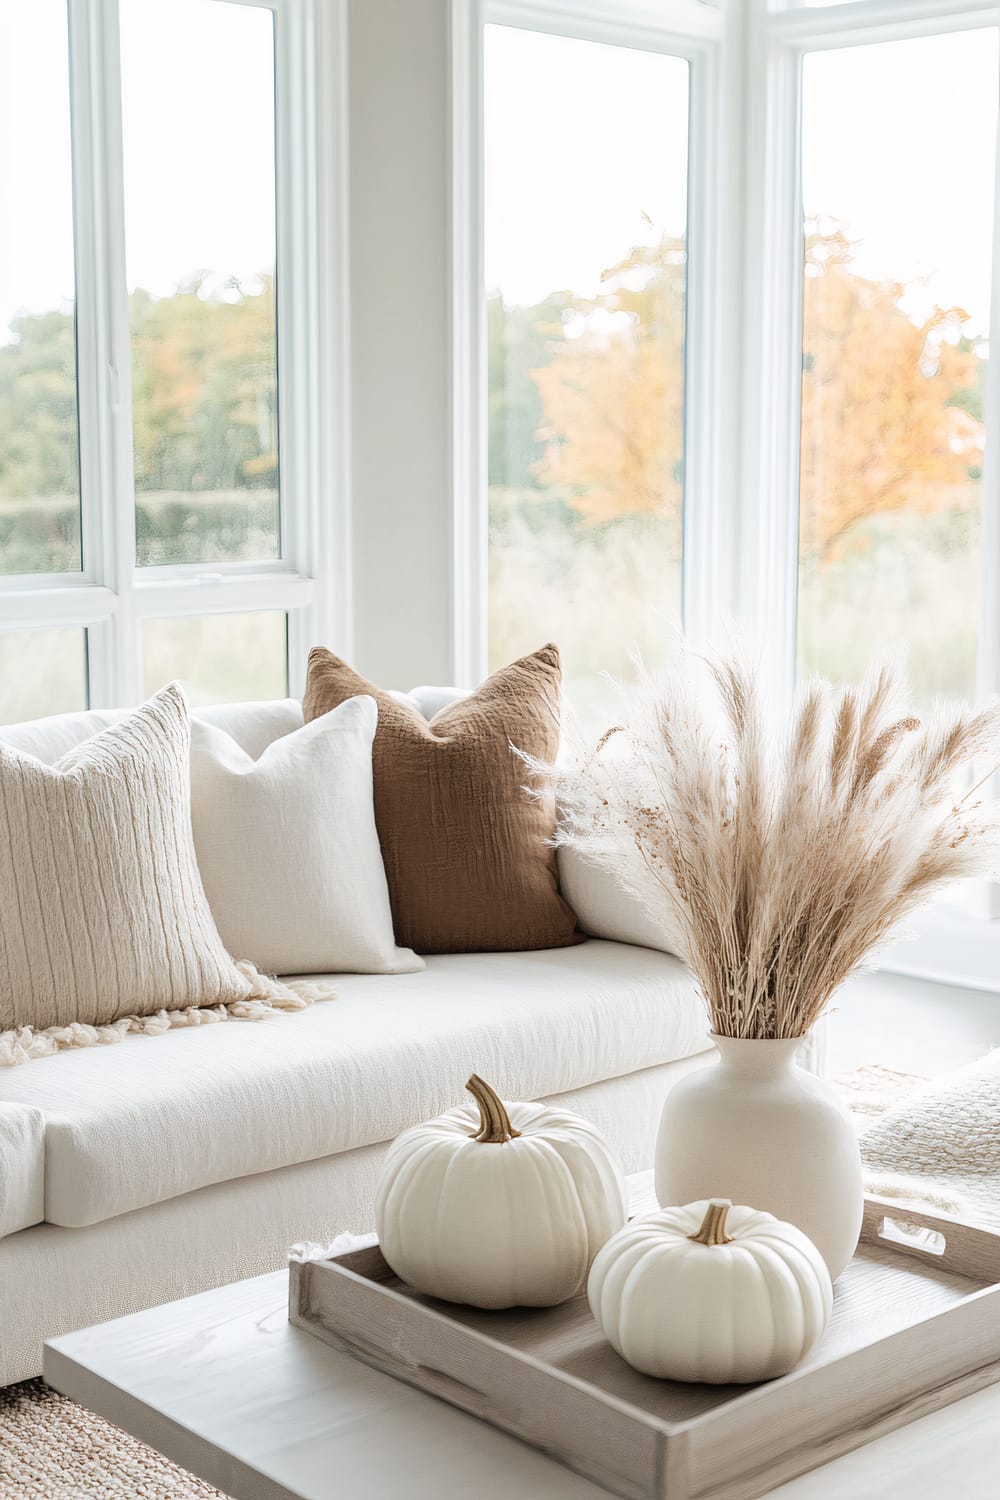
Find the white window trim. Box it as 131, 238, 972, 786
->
2, 0, 350, 708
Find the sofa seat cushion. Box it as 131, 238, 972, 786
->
0, 941, 706, 1229
0, 1103, 45, 1237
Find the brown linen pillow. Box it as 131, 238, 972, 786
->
303, 643, 578, 954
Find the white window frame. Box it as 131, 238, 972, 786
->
0, 0, 351, 707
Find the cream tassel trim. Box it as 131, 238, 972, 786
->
0, 962, 335, 1068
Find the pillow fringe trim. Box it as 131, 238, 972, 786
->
0, 962, 336, 1068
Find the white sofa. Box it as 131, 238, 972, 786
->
0, 693, 818, 1387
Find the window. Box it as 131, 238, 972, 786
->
469, 0, 1000, 720
797, 29, 997, 706
484, 22, 691, 727
0, 0, 337, 719
459, 0, 1000, 970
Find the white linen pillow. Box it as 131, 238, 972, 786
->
0, 685, 253, 1037
556, 845, 683, 957
553, 724, 683, 959
189, 696, 423, 976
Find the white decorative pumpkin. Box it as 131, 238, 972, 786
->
588, 1198, 832, 1383
375, 1074, 627, 1309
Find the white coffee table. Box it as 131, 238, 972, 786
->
43, 1266, 1000, 1500
44, 1186, 1000, 1500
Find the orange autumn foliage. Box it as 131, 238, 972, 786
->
531, 238, 686, 527
529, 226, 983, 558
800, 226, 982, 559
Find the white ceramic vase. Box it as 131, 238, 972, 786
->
654, 1034, 863, 1280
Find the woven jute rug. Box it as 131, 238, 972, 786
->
0, 1379, 224, 1499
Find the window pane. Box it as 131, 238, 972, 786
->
798, 31, 997, 705
0, 0, 80, 575
143, 611, 288, 705
120, 0, 279, 567
485, 26, 688, 728
0, 628, 87, 722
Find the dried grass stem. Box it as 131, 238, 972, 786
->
538, 652, 1000, 1040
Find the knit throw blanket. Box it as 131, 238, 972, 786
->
859, 1048, 1000, 1230
0, 964, 335, 1067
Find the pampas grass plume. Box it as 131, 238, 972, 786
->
533, 649, 1000, 1039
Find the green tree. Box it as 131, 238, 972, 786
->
130, 273, 277, 494
0, 309, 80, 500
488, 290, 570, 492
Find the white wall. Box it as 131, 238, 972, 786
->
347, 0, 455, 687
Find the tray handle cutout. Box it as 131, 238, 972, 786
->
878, 1215, 947, 1257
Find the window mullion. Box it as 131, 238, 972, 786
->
976, 66, 1000, 710
274, 0, 351, 697
975, 69, 1000, 919
449, 0, 487, 686
681, 23, 739, 643
67, 0, 139, 707
738, 0, 803, 702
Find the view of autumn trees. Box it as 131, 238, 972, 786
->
129, 275, 277, 497
799, 224, 984, 560
489, 221, 984, 556
487, 218, 986, 704
0, 273, 278, 572
0, 229, 986, 697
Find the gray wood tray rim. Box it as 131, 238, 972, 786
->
290, 1196, 1000, 1500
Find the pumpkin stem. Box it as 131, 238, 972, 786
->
466, 1074, 521, 1143
689, 1199, 734, 1247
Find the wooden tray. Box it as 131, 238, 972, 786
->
289, 1198, 1000, 1500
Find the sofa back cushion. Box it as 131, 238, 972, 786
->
304, 644, 579, 954
0, 697, 304, 764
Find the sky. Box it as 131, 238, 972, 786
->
485, 26, 690, 305
801, 28, 998, 336
0, 0, 275, 342
0, 6, 996, 339
485, 21, 998, 336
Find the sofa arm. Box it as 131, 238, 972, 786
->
0, 1103, 44, 1239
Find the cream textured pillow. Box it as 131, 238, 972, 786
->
0, 685, 322, 1067
189, 697, 423, 975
